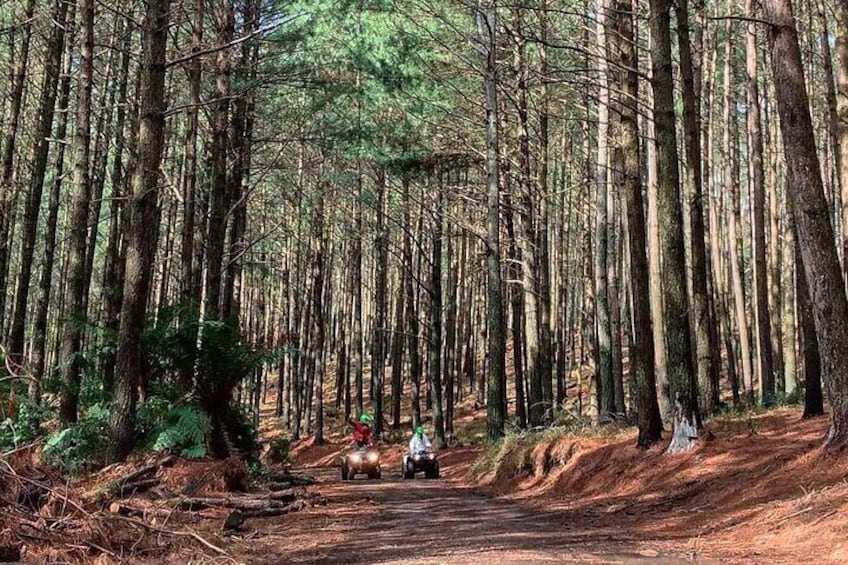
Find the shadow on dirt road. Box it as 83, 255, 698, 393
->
251, 467, 712, 564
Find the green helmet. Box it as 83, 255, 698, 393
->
415, 425, 424, 436
359, 413, 372, 424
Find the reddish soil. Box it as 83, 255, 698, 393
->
472, 408, 848, 564
222, 467, 703, 564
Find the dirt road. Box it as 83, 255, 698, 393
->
231, 467, 711, 564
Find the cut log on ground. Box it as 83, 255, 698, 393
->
114, 478, 160, 498
241, 499, 307, 518
177, 496, 293, 512
268, 489, 296, 503
265, 471, 316, 486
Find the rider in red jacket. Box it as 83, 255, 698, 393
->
348, 414, 374, 448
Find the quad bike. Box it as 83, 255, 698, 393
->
402, 449, 440, 479
341, 446, 382, 480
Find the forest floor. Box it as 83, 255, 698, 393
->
4, 394, 848, 563
278, 404, 848, 564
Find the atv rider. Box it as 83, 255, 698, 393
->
348, 413, 374, 449
408, 425, 432, 454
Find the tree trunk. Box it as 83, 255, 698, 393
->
609, 0, 663, 446
402, 175, 421, 427
390, 261, 405, 429
0, 0, 36, 325
58, 0, 95, 425
101, 30, 134, 393
764, 0, 848, 445
7, 0, 71, 367
794, 217, 824, 418
108, 0, 170, 462
371, 170, 388, 437
834, 0, 848, 280
477, 1, 506, 441
30, 9, 78, 401
205, 0, 234, 320
649, 0, 700, 452
595, 0, 614, 420
428, 185, 446, 448
676, 0, 717, 416
745, 0, 775, 404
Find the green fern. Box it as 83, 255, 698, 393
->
153, 405, 209, 458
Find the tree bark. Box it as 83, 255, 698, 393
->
0, 0, 36, 325
30, 8, 78, 401
763, 0, 848, 445
58, 0, 95, 425
676, 0, 717, 416
745, 0, 775, 405
649, 0, 700, 451
477, 1, 506, 441
610, 0, 663, 446
108, 0, 170, 462
595, 0, 614, 420
7, 0, 71, 367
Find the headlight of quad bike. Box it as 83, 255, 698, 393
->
367, 452, 378, 462
428, 453, 435, 460
349, 454, 361, 463
413, 454, 421, 461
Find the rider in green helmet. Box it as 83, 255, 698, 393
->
409, 424, 431, 453
348, 413, 373, 448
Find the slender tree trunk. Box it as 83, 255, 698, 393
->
794, 216, 823, 417
101, 29, 133, 393
311, 179, 326, 444
108, 0, 170, 462
429, 185, 446, 447
610, 0, 663, 445
650, 0, 700, 451
834, 0, 848, 279
59, 0, 96, 425
390, 262, 405, 429
205, 0, 234, 320
371, 170, 388, 437
0, 0, 36, 324
30, 10, 78, 401
745, 0, 775, 404
595, 0, 614, 420
645, 64, 671, 421
676, 0, 717, 416
7, 0, 71, 367
478, 1, 506, 441
403, 175, 421, 426
764, 0, 848, 445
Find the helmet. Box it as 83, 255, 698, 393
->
359, 413, 372, 424
415, 425, 424, 436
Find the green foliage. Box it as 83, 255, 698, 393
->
0, 399, 51, 452
247, 460, 267, 483
152, 404, 209, 458
43, 402, 111, 473
267, 437, 292, 464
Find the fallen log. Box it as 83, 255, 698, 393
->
241, 499, 307, 519
177, 496, 292, 512
265, 472, 316, 486
267, 481, 293, 492
268, 489, 296, 503
102, 455, 175, 499
116, 455, 175, 485
115, 478, 160, 498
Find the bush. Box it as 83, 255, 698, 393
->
43, 402, 112, 473
268, 437, 291, 464
152, 404, 209, 459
